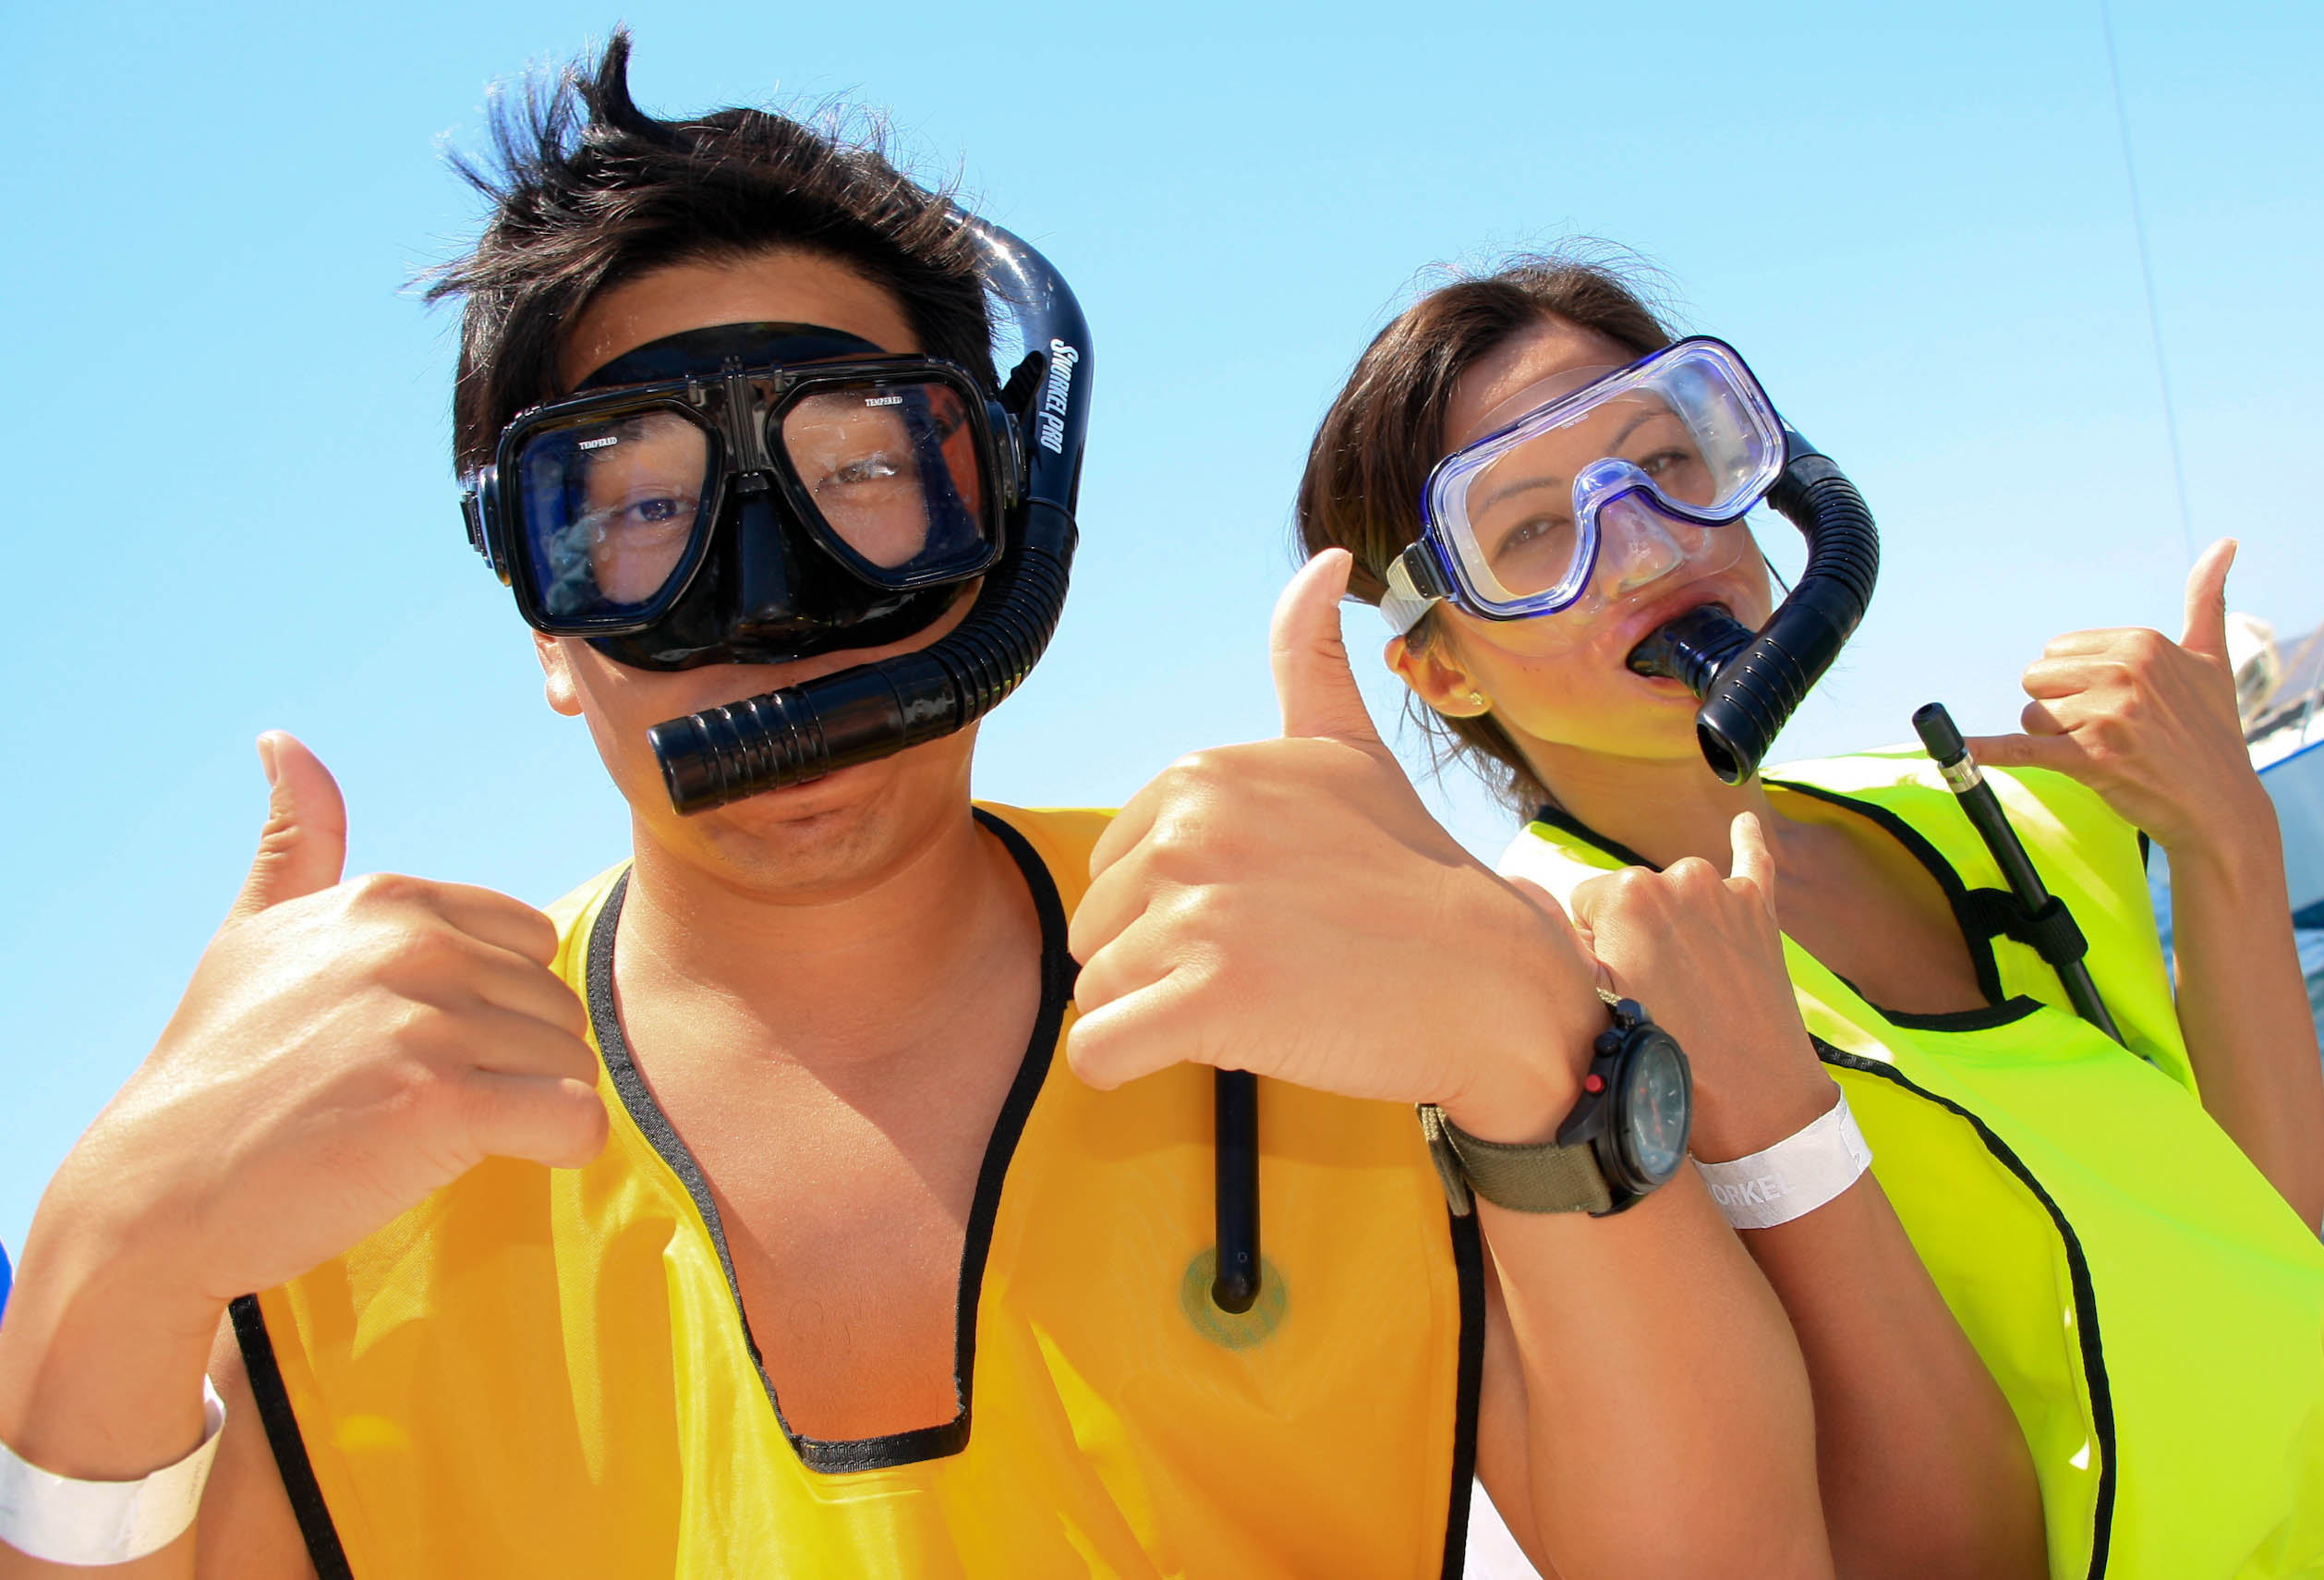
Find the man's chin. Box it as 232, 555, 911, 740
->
687, 758, 893, 835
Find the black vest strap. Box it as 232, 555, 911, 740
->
1959, 886, 2091, 968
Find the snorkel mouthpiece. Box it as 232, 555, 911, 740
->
1627, 603, 1751, 699
1625, 431, 1879, 784
648, 219, 1091, 815
649, 505, 1077, 811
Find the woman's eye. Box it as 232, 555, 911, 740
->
629, 496, 685, 525
1638, 448, 1690, 479
1500, 517, 1569, 554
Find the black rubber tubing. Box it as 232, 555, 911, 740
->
1628, 433, 1880, 785
647, 219, 1092, 816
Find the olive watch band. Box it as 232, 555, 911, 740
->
1418, 1102, 1613, 1217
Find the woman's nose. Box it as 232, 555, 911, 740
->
1599, 497, 1688, 594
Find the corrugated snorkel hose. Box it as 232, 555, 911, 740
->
1627, 429, 1880, 784
647, 218, 1093, 815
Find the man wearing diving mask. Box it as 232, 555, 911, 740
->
0, 36, 1834, 1579
476, 322, 1009, 667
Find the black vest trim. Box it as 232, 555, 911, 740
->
230, 1293, 356, 1580
587, 808, 1073, 1473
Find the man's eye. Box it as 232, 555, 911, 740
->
594, 496, 694, 537
831, 454, 903, 487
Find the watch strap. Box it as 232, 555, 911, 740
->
1418, 1103, 1614, 1216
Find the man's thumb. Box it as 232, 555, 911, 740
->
2180, 537, 2236, 661
1270, 549, 1385, 746
226, 732, 348, 923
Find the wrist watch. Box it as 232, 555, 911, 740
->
1419, 998, 1693, 1218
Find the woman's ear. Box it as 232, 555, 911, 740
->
1386, 628, 1491, 719
537, 632, 585, 718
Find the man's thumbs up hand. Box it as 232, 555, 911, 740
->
42, 734, 609, 1323
226, 732, 348, 925
1068, 554, 1604, 1140
1270, 549, 1389, 749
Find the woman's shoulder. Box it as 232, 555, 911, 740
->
1769, 747, 2137, 858
1496, 809, 1633, 901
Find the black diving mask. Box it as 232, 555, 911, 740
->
462, 323, 1019, 671
458, 217, 1093, 819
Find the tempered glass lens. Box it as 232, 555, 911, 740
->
1462, 389, 1715, 599
779, 380, 989, 579
1660, 357, 1781, 505
516, 408, 713, 620
1443, 343, 1782, 611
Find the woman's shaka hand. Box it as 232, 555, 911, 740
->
1964, 538, 2271, 861
1567, 814, 1836, 1163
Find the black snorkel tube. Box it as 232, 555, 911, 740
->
646, 218, 1092, 814
1626, 426, 1880, 784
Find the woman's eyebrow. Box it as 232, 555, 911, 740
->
1472, 405, 1682, 513
1477, 472, 1566, 513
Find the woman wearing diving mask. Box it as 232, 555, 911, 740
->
1300, 258, 2324, 1579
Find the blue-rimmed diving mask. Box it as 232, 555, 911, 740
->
1380, 337, 1786, 637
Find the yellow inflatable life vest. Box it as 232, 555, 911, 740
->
1503, 748, 2324, 1580
235, 806, 1482, 1579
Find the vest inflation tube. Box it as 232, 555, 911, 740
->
1912, 702, 2125, 1043
648, 219, 1093, 815
1627, 428, 1880, 785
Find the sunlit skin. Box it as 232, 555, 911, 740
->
1382, 310, 2324, 1576
1459, 380, 1734, 607
524, 252, 1052, 1456
0, 243, 1848, 1579
0, 247, 1051, 1580
543, 253, 992, 905
781, 382, 983, 568
1390, 317, 1985, 1018
573, 410, 709, 602
1390, 315, 2056, 1579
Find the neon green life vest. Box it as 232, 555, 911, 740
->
1501, 749, 2324, 1580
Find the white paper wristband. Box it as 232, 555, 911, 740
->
0, 1376, 225, 1565
1697, 1088, 1873, 1230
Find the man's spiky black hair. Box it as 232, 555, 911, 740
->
431, 30, 993, 472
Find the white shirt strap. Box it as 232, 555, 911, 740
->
0, 1377, 226, 1565
1697, 1088, 1873, 1231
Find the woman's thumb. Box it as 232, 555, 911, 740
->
226, 732, 348, 923
1729, 811, 1779, 921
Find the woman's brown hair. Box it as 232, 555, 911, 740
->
1295, 254, 1676, 812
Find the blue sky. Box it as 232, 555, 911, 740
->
4, 1, 2318, 1251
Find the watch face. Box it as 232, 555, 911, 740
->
1621, 1031, 1692, 1186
